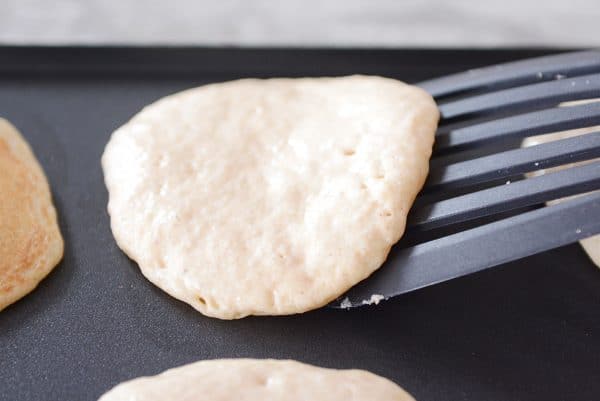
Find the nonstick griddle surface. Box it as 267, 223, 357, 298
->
0, 47, 599, 401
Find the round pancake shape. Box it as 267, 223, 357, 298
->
98, 358, 415, 401
0, 119, 64, 311
102, 76, 438, 319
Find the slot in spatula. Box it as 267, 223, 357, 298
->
332, 50, 600, 308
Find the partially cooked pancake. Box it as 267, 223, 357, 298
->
98, 359, 415, 401
102, 76, 438, 319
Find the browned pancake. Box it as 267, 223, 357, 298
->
0, 118, 63, 311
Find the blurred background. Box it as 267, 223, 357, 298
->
2, 0, 600, 47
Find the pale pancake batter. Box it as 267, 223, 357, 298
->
98, 359, 415, 401
102, 76, 438, 319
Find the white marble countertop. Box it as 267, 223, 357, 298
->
2, 0, 599, 47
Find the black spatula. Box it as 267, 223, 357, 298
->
332, 50, 600, 308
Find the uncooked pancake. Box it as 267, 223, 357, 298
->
98, 359, 415, 401
522, 99, 599, 267
0, 118, 63, 311
102, 76, 438, 319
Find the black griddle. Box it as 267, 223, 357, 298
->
0, 47, 599, 401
